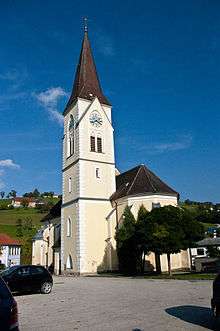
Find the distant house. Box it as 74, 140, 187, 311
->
0, 234, 21, 267
53, 194, 60, 198
190, 237, 220, 269
32, 200, 61, 275
11, 197, 45, 208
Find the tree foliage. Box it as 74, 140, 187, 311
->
115, 205, 205, 275
8, 190, 17, 198
16, 218, 38, 264
0, 191, 5, 199
115, 206, 137, 274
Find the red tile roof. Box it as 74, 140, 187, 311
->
13, 197, 36, 202
0, 234, 21, 246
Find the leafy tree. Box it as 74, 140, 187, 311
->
16, 218, 38, 264
8, 190, 17, 198
0, 200, 10, 210
115, 206, 137, 274
32, 188, 40, 198
36, 201, 53, 213
115, 204, 205, 276
0, 191, 5, 199
148, 206, 204, 275
21, 198, 29, 208
40, 191, 54, 198
206, 246, 220, 258
16, 219, 23, 238
23, 189, 40, 198
135, 205, 150, 273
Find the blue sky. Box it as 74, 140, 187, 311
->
0, 0, 220, 202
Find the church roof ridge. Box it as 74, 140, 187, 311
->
110, 164, 179, 201
64, 29, 110, 114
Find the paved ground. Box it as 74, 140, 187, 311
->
16, 276, 219, 331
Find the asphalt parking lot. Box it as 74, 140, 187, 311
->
16, 276, 219, 331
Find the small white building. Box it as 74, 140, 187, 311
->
0, 234, 21, 267
11, 197, 45, 208
32, 200, 61, 275
190, 237, 220, 269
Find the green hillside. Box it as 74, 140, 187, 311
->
0, 198, 59, 238
0, 209, 47, 225
0, 224, 19, 238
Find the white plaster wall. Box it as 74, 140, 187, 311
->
61, 96, 116, 274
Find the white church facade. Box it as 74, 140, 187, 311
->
32, 28, 191, 274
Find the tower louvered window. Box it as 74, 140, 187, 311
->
90, 136, 96, 152
97, 137, 102, 153
67, 115, 75, 157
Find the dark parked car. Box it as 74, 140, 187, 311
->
0, 276, 19, 330
0, 265, 53, 294
211, 273, 220, 317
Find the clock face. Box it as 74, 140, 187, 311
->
89, 111, 103, 127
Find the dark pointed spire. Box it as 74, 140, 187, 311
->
64, 24, 110, 112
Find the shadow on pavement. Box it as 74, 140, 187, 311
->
13, 291, 40, 297
166, 305, 220, 330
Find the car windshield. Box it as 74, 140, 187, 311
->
0, 266, 18, 277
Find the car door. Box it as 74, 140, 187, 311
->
9, 266, 31, 292
30, 266, 46, 291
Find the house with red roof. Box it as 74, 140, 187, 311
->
0, 234, 21, 267
10, 197, 45, 208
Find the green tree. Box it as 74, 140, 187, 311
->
8, 190, 17, 198
0, 191, 5, 199
148, 206, 204, 275
115, 206, 137, 274
16, 218, 38, 264
32, 188, 40, 198
135, 205, 150, 273
206, 246, 220, 258
21, 198, 29, 208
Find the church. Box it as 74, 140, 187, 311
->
32, 27, 190, 275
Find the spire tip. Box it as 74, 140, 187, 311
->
84, 17, 88, 33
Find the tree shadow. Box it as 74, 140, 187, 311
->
166, 305, 219, 330
97, 241, 118, 273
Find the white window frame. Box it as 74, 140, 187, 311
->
68, 177, 72, 193
67, 115, 75, 158
67, 218, 71, 237
96, 168, 100, 178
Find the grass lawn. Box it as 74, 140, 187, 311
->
0, 208, 47, 240
0, 209, 47, 225
96, 272, 217, 280
143, 272, 217, 280
0, 224, 20, 238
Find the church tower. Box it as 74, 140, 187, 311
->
61, 26, 116, 274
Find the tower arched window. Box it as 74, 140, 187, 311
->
90, 134, 96, 152
97, 135, 102, 153
67, 115, 75, 157
67, 217, 71, 237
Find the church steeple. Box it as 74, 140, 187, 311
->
65, 26, 110, 112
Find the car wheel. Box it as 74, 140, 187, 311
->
40, 282, 52, 294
